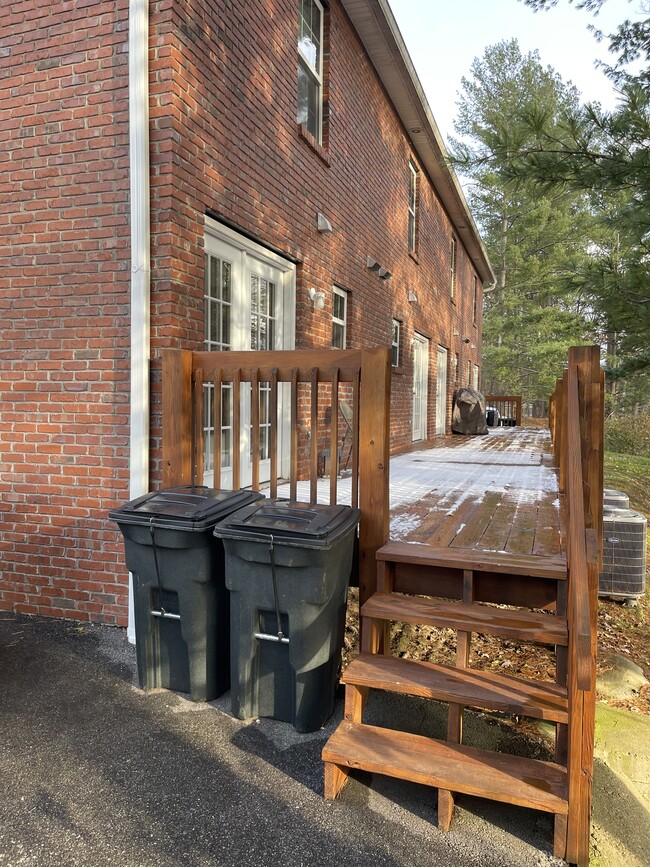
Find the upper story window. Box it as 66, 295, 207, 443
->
473, 275, 478, 325
392, 319, 401, 367
297, 0, 324, 143
332, 286, 347, 349
408, 161, 418, 253
450, 236, 457, 301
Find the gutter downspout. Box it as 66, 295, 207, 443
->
127, 0, 151, 644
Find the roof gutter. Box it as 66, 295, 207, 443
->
127, 0, 151, 643
341, 0, 495, 285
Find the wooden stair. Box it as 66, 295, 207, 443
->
361, 592, 568, 646
323, 538, 583, 864
323, 721, 568, 815
342, 652, 568, 723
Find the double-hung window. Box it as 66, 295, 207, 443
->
332, 287, 347, 349
297, 0, 324, 143
391, 319, 401, 367
450, 237, 457, 301
473, 275, 478, 325
408, 161, 418, 253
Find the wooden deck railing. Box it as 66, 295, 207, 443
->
484, 394, 522, 425
550, 345, 603, 864
161, 347, 392, 608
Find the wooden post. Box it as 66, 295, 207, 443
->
162, 349, 194, 486
358, 347, 391, 609
549, 388, 557, 447
557, 371, 568, 494
564, 346, 602, 866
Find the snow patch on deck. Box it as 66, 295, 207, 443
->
272, 429, 558, 517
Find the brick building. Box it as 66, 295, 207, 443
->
0, 0, 493, 627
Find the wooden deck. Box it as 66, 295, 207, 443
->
388, 426, 563, 559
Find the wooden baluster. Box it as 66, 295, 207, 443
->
290, 368, 298, 502
330, 369, 339, 505
193, 368, 204, 486
251, 368, 260, 492
232, 368, 241, 490
310, 368, 319, 504
269, 369, 278, 499
213, 370, 222, 489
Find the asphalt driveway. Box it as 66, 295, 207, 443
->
0, 612, 565, 867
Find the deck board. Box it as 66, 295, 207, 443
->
395, 428, 563, 560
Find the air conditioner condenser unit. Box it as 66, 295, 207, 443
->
599, 506, 647, 603
603, 488, 630, 509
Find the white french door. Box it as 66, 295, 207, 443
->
412, 333, 429, 442
436, 345, 448, 435
203, 220, 295, 488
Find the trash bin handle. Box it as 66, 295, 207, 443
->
149, 520, 173, 620
268, 535, 286, 643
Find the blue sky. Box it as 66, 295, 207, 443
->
389, 0, 643, 143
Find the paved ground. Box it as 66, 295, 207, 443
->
1, 613, 568, 867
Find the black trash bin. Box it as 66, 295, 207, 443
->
110, 486, 262, 702
214, 499, 360, 732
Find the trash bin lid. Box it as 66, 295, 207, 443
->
109, 486, 263, 531
214, 499, 361, 548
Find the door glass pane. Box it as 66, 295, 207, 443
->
222, 261, 231, 303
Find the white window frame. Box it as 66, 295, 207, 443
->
203, 218, 297, 485
332, 286, 347, 349
408, 161, 417, 253
450, 236, 457, 300
391, 319, 401, 367
297, 0, 324, 143
473, 275, 478, 325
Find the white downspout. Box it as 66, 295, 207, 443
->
127, 0, 151, 644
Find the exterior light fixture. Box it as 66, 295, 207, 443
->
378, 267, 391, 280
308, 287, 325, 310
408, 291, 417, 303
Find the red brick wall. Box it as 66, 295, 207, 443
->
148, 0, 483, 454
1, 0, 484, 624
0, 1, 132, 624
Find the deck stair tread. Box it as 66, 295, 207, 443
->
343, 653, 568, 723
377, 541, 567, 580
322, 721, 568, 814
361, 592, 568, 646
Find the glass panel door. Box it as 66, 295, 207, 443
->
436, 346, 447, 435
203, 222, 295, 490
412, 334, 429, 442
